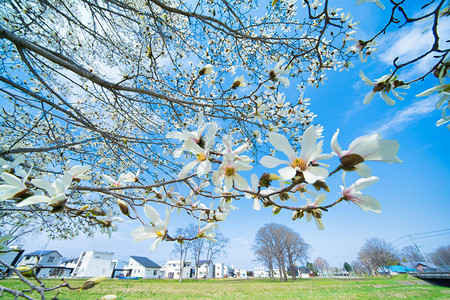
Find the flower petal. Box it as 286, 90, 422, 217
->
268, 132, 297, 162
260, 156, 289, 168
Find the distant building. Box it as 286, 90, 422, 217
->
400, 262, 437, 273
161, 260, 193, 279
17, 250, 65, 278
254, 267, 269, 278
214, 263, 229, 278
59, 257, 79, 277
233, 267, 247, 278
112, 259, 130, 278
72, 251, 114, 278
197, 260, 214, 278
126, 256, 161, 279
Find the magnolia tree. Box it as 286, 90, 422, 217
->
0, 0, 448, 298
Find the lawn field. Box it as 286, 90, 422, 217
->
1, 275, 449, 299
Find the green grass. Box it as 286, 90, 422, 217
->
1, 275, 449, 299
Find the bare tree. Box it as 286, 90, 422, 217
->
358, 238, 398, 278
401, 246, 425, 262
253, 223, 310, 281
172, 226, 194, 282
313, 257, 328, 276
430, 245, 450, 267
204, 231, 229, 279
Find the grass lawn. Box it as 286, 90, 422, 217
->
1, 274, 449, 299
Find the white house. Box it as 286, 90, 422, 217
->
254, 267, 269, 278
197, 260, 214, 279
233, 267, 247, 278
127, 256, 161, 279
214, 263, 229, 278
59, 257, 79, 277
161, 260, 192, 279
72, 251, 114, 278
17, 250, 65, 278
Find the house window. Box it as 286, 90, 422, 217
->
48, 257, 55, 262
153, 270, 157, 275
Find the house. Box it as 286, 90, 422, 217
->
161, 260, 193, 279
17, 250, 66, 278
59, 257, 79, 277
112, 259, 130, 278
400, 262, 437, 273
254, 267, 269, 278
214, 263, 229, 278
0, 247, 24, 274
72, 251, 114, 278
126, 256, 161, 279
233, 267, 247, 278
197, 260, 214, 278
378, 265, 415, 275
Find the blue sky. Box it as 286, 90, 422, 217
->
21, 1, 449, 269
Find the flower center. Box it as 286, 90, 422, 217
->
291, 158, 307, 171
196, 152, 207, 161
156, 231, 163, 237
225, 167, 235, 176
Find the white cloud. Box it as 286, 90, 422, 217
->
368, 95, 437, 135
377, 17, 450, 81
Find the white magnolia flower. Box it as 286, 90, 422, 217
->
0, 155, 25, 174
417, 83, 450, 129
100, 208, 124, 238
178, 122, 217, 178
341, 176, 381, 213
356, 0, 385, 9
188, 179, 210, 200
64, 160, 91, 181
166, 112, 208, 158
17, 172, 73, 207
260, 126, 332, 183
221, 134, 252, 163
245, 174, 262, 211
216, 186, 239, 211
131, 206, 170, 251
212, 153, 252, 191
305, 193, 327, 230
198, 64, 213, 75
360, 71, 410, 106
346, 38, 377, 62
331, 129, 402, 177
269, 59, 290, 87
0, 172, 31, 201
248, 99, 267, 125
232, 76, 247, 88
198, 222, 217, 242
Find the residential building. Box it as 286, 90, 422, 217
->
214, 263, 229, 278
17, 250, 66, 278
126, 256, 161, 279
72, 251, 114, 278
233, 267, 247, 278
112, 259, 130, 278
254, 267, 269, 278
59, 257, 79, 277
161, 260, 192, 279
197, 260, 214, 278
400, 261, 437, 273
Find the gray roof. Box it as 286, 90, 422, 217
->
130, 256, 161, 268
24, 250, 61, 257
198, 260, 213, 265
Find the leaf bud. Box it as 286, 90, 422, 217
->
272, 206, 281, 215
259, 173, 279, 187
292, 210, 304, 220
313, 180, 330, 192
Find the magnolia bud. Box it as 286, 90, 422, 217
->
292, 210, 304, 220
272, 206, 281, 215
231, 80, 240, 89
90, 207, 106, 216
372, 82, 385, 92
313, 180, 330, 192
80, 276, 107, 291
117, 199, 129, 216
259, 173, 279, 187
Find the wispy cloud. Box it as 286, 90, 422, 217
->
377, 17, 450, 81
368, 95, 436, 135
